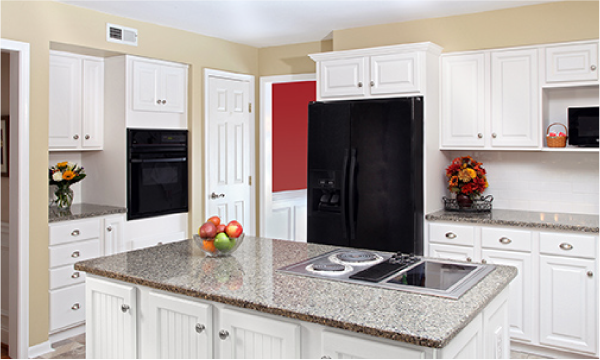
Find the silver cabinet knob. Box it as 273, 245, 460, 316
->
71, 229, 80, 236
210, 192, 225, 199
85, 134, 90, 140
591, 65, 597, 71
71, 303, 80, 310
357, 82, 363, 88
71, 251, 80, 258
370, 80, 375, 87
156, 99, 161, 104
492, 133, 497, 138
477, 133, 483, 139
161, 100, 166, 104
481, 259, 487, 264
445, 232, 457, 239
195, 324, 205, 333
499, 237, 512, 245
219, 330, 229, 340
466, 257, 472, 262
71, 272, 80, 279
587, 271, 593, 277
73, 134, 79, 140
121, 304, 130, 313
321, 357, 332, 359
107, 226, 112, 232
559, 243, 573, 251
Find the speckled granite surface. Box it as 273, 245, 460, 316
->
49, 203, 127, 223
426, 209, 599, 233
75, 236, 516, 348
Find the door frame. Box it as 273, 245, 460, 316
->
1, 38, 30, 359
258, 74, 315, 237
203, 69, 256, 234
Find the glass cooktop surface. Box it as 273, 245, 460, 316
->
386, 262, 478, 291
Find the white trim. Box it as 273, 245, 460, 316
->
1, 38, 30, 360
258, 74, 315, 237
48, 323, 85, 345
27, 340, 53, 359
203, 69, 256, 235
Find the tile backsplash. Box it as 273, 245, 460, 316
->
444, 151, 599, 215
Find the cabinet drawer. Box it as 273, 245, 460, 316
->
49, 239, 100, 268
429, 223, 475, 246
540, 232, 597, 259
50, 264, 86, 290
49, 283, 85, 332
481, 227, 532, 252
49, 218, 101, 245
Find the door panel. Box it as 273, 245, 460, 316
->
49, 54, 81, 149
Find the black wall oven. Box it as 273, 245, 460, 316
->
127, 129, 188, 220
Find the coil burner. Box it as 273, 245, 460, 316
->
330, 250, 383, 266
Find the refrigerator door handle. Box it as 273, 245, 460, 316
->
349, 148, 357, 240
341, 149, 350, 240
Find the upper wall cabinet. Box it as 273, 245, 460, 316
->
49, 51, 104, 151
310, 43, 442, 101
131, 58, 186, 113
545, 42, 598, 84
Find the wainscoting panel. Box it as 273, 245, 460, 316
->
266, 190, 307, 242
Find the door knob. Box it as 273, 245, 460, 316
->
121, 304, 130, 313
219, 330, 229, 340
211, 192, 225, 199
195, 323, 205, 333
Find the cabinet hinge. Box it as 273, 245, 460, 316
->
249, 176, 252, 186
249, 103, 252, 113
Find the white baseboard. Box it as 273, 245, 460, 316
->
28, 340, 53, 359
49, 323, 85, 345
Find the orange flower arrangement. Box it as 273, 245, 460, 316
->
446, 156, 488, 198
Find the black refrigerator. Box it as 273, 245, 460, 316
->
307, 97, 423, 254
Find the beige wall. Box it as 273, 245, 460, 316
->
1, 0, 258, 346
0, 53, 10, 222
333, 1, 599, 51
258, 40, 332, 76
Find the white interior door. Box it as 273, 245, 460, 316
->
206, 72, 253, 233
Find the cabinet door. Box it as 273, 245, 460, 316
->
481, 249, 534, 343
147, 291, 212, 359
319, 57, 367, 99
539, 255, 597, 354
218, 308, 300, 358
321, 330, 426, 359
546, 42, 598, 83
86, 276, 137, 359
429, 243, 475, 263
82, 59, 104, 149
160, 65, 186, 113
490, 49, 539, 148
49, 54, 81, 149
132, 59, 160, 112
103, 214, 125, 256
440, 54, 485, 148
370, 52, 419, 95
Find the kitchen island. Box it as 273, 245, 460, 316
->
75, 236, 516, 359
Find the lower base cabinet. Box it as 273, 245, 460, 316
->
85, 275, 510, 359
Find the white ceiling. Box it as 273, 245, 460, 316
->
58, 0, 558, 48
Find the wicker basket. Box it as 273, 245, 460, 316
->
546, 123, 567, 148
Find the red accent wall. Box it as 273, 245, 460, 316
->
272, 81, 316, 192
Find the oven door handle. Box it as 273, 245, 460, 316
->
131, 157, 187, 163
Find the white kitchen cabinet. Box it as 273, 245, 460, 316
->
429, 243, 474, 263
49, 51, 104, 151
132, 58, 186, 113
86, 276, 137, 359
103, 214, 125, 256
440, 53, 485, 148
545, 42, 598, 83
218, 307, 301, 358
147, 291, 213, 359
321, 330, 426, 359
310, 42, 442, 100
539, 255, 596, 354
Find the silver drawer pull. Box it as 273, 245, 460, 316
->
445, 232, 457, 239
106, 226, 112, 232
195, 323, 205, 333
499, 237, 512, 245
587, 271, 593, 277
71, 251, 80, 258
559, 243, 573, 251
481, 259, 487, 264
121, 304, 130, 313
156, 99, 161, 104
466, 257, 472, 262
591, 65, 597, 71
71, 272, 80, 279
219, 330, 229, 340
71, 303, 80, 310
71, 229, 80, 236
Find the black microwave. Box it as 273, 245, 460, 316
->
568, 106, 599, 147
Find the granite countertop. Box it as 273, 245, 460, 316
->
75, 236, 516, 348
426, 209, 599, 233
49, 203, 127, 223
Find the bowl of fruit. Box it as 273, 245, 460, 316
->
194, 216, 244, 257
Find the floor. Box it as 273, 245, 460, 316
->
30, 334, 550, 359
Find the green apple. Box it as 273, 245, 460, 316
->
214, 232, 235, 251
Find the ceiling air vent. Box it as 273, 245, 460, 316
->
106, 23, 138, 46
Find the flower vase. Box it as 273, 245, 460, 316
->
456, 194, 472, 209
54, 186, 74, 209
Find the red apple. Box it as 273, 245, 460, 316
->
225, 220, 243, 238
216, 224, 226, 234
207, 215, 221, 226
199, 222, 217, 239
